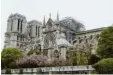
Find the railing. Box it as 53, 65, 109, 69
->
1, 65, 95, 74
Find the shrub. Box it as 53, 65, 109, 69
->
9, 62, 18, 69
16, 54, 67, 68
93, 58, 113, 74
16, 54, 48, 68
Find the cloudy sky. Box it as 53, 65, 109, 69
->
1, 0, 113, 49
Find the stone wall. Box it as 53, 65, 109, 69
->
73, 28, 104, 54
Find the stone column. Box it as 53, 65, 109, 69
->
22, 20, 27, 34
32, 25, 36, 37
13, 19, 18, 32
60, 47, 67, 60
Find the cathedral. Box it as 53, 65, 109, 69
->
4, 13, 103, 59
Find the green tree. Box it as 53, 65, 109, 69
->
97, 26, 113, 58
67, 51, 77, 66
1, 47, 23, 69
68, 51, 88, 66
93, 58, 113, 74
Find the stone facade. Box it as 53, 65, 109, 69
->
4, 13, 75, 59
73, 28, 104, 54
4, 13, 104, 59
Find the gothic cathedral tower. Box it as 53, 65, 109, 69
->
4, 13, 27, 48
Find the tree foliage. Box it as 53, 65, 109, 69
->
97, 26, 113, 58
93, 58, 113, 74
68, 51, 88, 66
16, 54, 67, 68
1, 47, 23, 69
16, 54, 48, 68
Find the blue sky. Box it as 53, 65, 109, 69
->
1, 0, 113, 49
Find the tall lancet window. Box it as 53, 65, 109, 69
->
17, 19, 20, 31
38, 26, 40, 37
20, 20, 23, 33
36, 25, 37, 36
11, 20, 13, 31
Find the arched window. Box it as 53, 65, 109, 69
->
36, 25, 37, 36
38, 27, 40, 37
17, 19, 20, 31
20, 20, 23, 33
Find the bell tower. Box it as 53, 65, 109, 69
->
4, 13, 27, 48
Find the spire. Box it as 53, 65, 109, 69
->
57, 11, 59, 22
43, 15, 45, 26
49, 13, 51, 18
